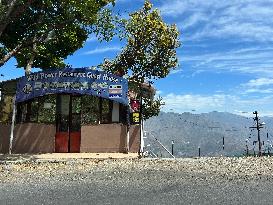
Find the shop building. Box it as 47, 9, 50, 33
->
0, 68, 140, 154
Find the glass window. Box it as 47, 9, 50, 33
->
16, 95, 56, 124
16, 99, 39, 123
38, 95, 56, 124
81, 95, 100, 125
71, 96, 81, 114
101, 98, 112, 124
30, 99, 39, 122
71, 114, 81, 132
71, 96, 81, 131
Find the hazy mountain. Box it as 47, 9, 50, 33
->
144, 112, 273, 157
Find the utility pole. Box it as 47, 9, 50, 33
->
267, 133, 270, 155
171, 140, 174, 156
245, 139, 249, 156
249, 111, 263, 156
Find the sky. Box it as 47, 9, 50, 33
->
1, 0, 273, 117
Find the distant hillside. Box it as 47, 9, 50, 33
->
144, 112, 273, 157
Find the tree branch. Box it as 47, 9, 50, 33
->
0, 44, 22, 66
0, 0, 33, 38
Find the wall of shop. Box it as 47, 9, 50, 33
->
129, 125, 140, 153
12, 123, 55, 153
81, 123, 127, 152
81, 124, 140, 153
0, 124, 11, 154
1, 123, 140, 154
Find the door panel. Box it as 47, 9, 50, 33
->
55, 95, 81, 153
70, 97, 81, 153
55, 132, 69, 153
70, 132, 81, 153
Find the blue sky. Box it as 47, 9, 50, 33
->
1, 0, 273, 116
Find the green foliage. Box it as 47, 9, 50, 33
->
0, 0, 116, 73
142, 96, 165, 120
100, 0, 180, 83
0, 95, 13, 124
100, 0, 180, 119
92, 8, 118, 42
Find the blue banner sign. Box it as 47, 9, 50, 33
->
16, 68, 128, 105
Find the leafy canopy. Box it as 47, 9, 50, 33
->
100, 1, 180, 119
0, 0, 115, 74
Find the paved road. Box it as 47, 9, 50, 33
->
1, 158, 273, 205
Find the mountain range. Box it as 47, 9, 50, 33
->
144, 111, 273, 157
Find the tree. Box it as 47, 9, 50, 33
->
100, 0, 180, 119
0, 0, 116, 74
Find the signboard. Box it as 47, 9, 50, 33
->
131, 112, 140, 124
16, 68, 128, 105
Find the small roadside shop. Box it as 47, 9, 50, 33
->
0, 68, 141, 154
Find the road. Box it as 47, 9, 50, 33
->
1, 158, 273, 204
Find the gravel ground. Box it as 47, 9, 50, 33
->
1, 157, 273, 205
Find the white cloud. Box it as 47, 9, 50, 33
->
239, 78, 273, 94
180, 47, 273, 76
244, 88, 273, 94
159, 0, 273, 42
83, 46, 121, 55
158, 1, 188, 17
177, 13, 208, 30
86, 35, 97, 42
156, 90, 163, 96
170, 69, 183, 75
115, 0, 144, 5
243, 78, 273, 88
161, 92, 273, 116
162, 93, 228, 112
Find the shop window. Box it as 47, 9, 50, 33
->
71, 96, 81, 114
30, 99, 39, 122
71, 96, 81, 132
38, 95, 56, 124
16, 95, 56, 124
16, 99, 38, 123
81, 96, 117, 125
71, 114, 81, 132
81, 95, 100, 125
100, 98, 112, 124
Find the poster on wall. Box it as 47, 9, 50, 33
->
130, 99, 141, 124
16, 68, 128, 105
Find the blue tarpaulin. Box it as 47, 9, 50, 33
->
16, 68, 128, 105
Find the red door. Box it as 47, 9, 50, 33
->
55, 95, 81, 153
55, 132, 69, 153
